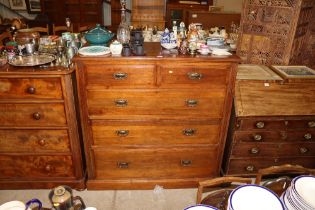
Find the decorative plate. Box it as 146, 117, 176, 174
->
9, 53, 56, 67
78, 46, 111, 56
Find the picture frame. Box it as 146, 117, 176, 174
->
9, 0, 27, 10
270, 65, 315, 82
25, 0, 41, 14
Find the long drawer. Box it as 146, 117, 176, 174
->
0, 155, 75, 178
234, 130, 315, 143
231, 142, 315, 157
0, 103, 67, 126
93, 147, 219, 179
0, 78, 63, 99
0, 129, 70, 152
85, 64, 155, 88
91, 123, 221, 146
158, 63, 230, 88
87, 89, 226, 118
226, 157, 315, 175
237, 118, 315, 130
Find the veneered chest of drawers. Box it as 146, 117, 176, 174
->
74, 43, 240, 189
223, 65, 315, 176
0, 65, 84, 189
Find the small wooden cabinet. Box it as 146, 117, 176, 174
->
0, 65, 85, 189
74, 43, 240, 189
223, 64, 315, 176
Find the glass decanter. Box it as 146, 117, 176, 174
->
117, 0, 130, 44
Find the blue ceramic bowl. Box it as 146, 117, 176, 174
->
84, 24, 114, 45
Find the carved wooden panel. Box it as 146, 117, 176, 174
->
237, 0, 315, 66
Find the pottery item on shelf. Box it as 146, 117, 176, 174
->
84, 24, 114, 45
110, 40, 123, 55
122, 44, 131, 56
49, 185, 86, 210
14, 29, 40, 46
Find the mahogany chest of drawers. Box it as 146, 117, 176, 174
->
74, 43, 240, 189
0, 65, 85, 189
223, 65, 315, 176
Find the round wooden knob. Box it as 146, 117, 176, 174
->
304, 133, 312, 140
253, 134, 262, 141
38, 139, 46, 146
308, 121, 315, 128
256, 121, 265, 129
33, 112, 41, 120
27, 86, 36, 94
45, 164, 52, 172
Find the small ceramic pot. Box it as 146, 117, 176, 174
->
110, 40, 123, 55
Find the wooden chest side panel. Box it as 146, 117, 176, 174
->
235, 82, 315, 116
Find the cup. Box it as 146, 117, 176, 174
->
135, 45, 144, 55
25, 43, 35, 54
122, 45, 131, 56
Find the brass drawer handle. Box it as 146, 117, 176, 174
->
245, 165, 255, 172
117, 162, 129, 169
33, 112, 41, 120
113, 72, 128, 80
186, 99, 198, 107
38, 139, 46, 146
304, 133, 312, 140
308, 121, 315, 128
115, 99, 128, 107
181, 160, 192, 167
183, 128, 196, 136
300, 147, 309, 154
27, 86, 36, 94
250, 147, 260, 154
187, 72, 203, 80
256, 121, 265, 129
116, 130, 129, 137
253, 134, 262, 141
45, 164, 52, 172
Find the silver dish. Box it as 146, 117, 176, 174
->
9, 53, 56, 67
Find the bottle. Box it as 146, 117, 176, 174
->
172, 21, 178, 39
117, 0, 130, 44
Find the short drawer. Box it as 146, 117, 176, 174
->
158, 63, 230, 88
234, 130, 315, 143
0, 78, 62, 99
85, 65, 155, 88
0, 129, 70, 152
225, 157, 315, 175
93, 147, 219, 179
237, 118, 315, 130
0, 155, 75, 178
91, 123, 221, 146
87, 89, 225, 119
0, 103, 67, 126
231, 142, 315, 157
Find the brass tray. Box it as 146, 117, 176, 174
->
9, 54, 56, 67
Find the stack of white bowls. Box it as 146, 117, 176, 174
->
280, 175, 315, 210
184, 204, 219, 210
228, 184, 285, 210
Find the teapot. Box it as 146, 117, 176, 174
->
49, 186, 86, 210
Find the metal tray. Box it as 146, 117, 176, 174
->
9, 54, 56, 67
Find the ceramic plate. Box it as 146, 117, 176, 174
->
78, 46, 111, 56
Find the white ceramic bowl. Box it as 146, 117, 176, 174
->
0, 201, 26, 210
184, 204, 218, 210
228, 184, 285, 210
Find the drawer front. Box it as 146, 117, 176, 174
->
0, 78, 62, 99
92, 123, 220, 146
0, 104, 66, 126
93, 147, 219, 179
0, 129, 70, 152
87, 89, 225, 118
234, 130, 315, 143
226, 157, 315, 175
85, 65, 155, 88
237, 118, 315, 130
0, 155, 75, 178
159, 64, 230, 88
231, 143, 315, 157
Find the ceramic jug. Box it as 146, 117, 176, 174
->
49, 186, 86, 210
